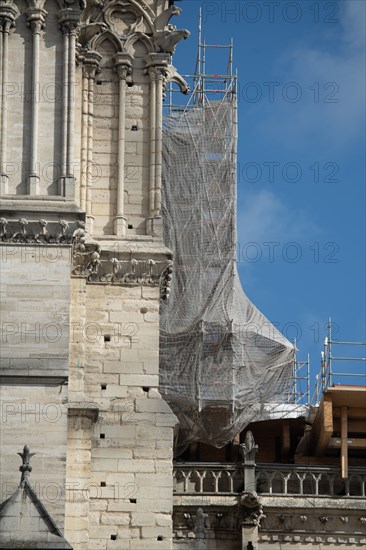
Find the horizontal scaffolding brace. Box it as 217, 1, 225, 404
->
331, 357, 366, 361
330, 341, 366, 346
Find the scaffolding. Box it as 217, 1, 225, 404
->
314, 318, 366, 405
292, 342, 311, 406
160, 18, 297, 450
165, 9, 236, 114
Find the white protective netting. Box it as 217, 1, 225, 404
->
160, 96, 295, 449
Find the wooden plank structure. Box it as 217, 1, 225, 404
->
310, 386, 366, 478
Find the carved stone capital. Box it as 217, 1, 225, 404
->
145, 52, 170, 73
57, 7, 83, 35
26, 8, 47, 33
82, 50, 102, 77
113, 52, 133, 80
0, 0, 18, 31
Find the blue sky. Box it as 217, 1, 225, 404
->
171, 0, 366, 396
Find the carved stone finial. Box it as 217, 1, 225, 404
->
18, 445, 36, 482
240, 431, 258, 464
194, 508, 209, 540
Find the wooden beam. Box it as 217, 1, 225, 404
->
314, 394, 333, 456
334, 407, 366, 419
295, 455, 366, 466
333, 419, 366, 433
329, 437, 366, 449
282, 420, 291, 460
341, 406, 348, 479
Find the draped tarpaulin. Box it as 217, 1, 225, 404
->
160, 97, 295, 449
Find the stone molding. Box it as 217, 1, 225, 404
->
0, 216, 173, 299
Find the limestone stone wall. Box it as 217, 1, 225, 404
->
65, 278, 177, 549
6, 0, 64, 195
0, 383, 69, 528
91, 39, 119, 236
0, 244, 72, 376
0, 243, 72, 528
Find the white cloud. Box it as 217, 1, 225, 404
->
237, 190, 318, 246
254, 0, 365, 152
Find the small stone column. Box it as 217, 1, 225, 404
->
145, 53, 170, 237
113, 52, 132, 236
26, 7, 47, 195
57, 8, 83, 199
239, 432, 262, 550
0, 0, 17, 194
240, 430, 258, 493
82, 51, 102, 233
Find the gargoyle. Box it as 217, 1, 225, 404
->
240, 491, 265, 527
154, 26, 190, 54
78, 22, 107, 47
154, 5, 181, 32
166, 64, 189, 94
240, 491, 260, 510
80, 0, 104, 24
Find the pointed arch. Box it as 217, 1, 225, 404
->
124, 32, 154, 57
91, 29, 122, 54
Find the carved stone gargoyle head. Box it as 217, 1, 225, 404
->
239, 491, 266, 527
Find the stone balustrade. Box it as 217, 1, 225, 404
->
174, 462, 366, 499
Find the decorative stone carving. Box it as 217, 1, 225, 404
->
77, 22, 107, 47
70, 231, 173, 299
319, 515, 329, 523
154, 4, 182, 31
166, 64, 189, 95
0, 217, 81, 244
194, 508, 209, 539
0, 0, 18, 30
19, 218, 28, 236
0, 217, 7, 236
240, 431, 258, 464
80, 0, 104, 25
154, 26, 190, 54
240, 491, 265, 527
160, 261, 173, 301
26, 7, 47, 33
18, 445, 36, 482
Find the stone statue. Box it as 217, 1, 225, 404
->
240, 431, 258, 464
